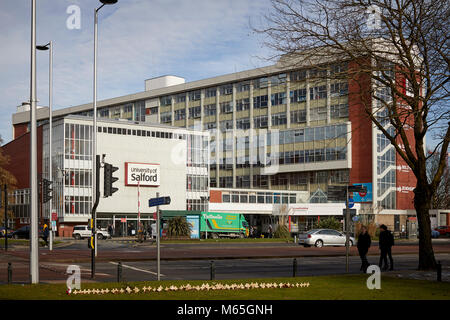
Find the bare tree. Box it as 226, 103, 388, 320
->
255, 0, 449, 270
427, 150, 450, 210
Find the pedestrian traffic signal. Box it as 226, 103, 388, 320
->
43, 179, 53, 203
88, 236, 95, 249
104, 163, 119, 197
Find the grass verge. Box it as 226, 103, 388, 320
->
0, 275, 449, 300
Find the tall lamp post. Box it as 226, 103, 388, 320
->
29, 0, 39, 284
92, 0, 118, 259
36, 41, 53, 251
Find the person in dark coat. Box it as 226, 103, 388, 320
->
378, 224, 394, 271
42, 224, 49, 247
107, 224, 113, 238
357, 226, 371, 272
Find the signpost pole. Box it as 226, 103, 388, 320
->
156, 192, 160, 281
4, 185, 8, 252
345, 185, 350, 273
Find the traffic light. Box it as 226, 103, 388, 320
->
88, 236, 95, 249
43, 179, 53, 203
104, 163, 119, 197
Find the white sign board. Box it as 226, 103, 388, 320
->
125, 162, 160, 187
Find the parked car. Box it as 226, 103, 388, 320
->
298, 229, 355, 248
72, 225, 111, 240
431, 229, 440, 238
10, 226, 43, 239
434, 226, 450, 236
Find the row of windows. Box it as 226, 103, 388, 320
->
222, 190, 297, 204
97, 126, 188, 140
268, 147, 347, 165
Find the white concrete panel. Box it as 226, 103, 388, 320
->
96, 132, 187, 214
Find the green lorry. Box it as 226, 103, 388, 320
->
200, 212, 249, 239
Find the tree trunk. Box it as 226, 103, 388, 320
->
413, 184, 437, 270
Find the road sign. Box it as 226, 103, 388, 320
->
348, 184, 367, 193
149, 196, 171, 207
348, 197, 354, 208
327, 186, 347, 201
343, 209, 357, 216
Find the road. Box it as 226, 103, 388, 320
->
0, 239, 449, 284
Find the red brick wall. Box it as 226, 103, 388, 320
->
348, 59, 373, 185
209, 190, 222, 203
394, 69, 417, 209
1, 126, 43, 189
13, 124, 28, 139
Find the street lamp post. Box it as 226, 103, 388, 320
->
36, 41, 53, 251
29, 0, 39, 284
92, 0, 118, 259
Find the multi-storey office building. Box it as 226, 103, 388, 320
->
10, 58, 422, 234
3, 115, 209, 236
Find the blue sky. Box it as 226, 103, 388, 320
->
0, 0, 274, 143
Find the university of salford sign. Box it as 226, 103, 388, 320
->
125, 162, 160, 187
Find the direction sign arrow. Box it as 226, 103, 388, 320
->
149, 196, 171, 207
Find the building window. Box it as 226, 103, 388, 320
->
310, 85, 327, 100
220, 84, 233, 95
205, 87, 217, 98
236, 118, 250, 130
271, 112, 287, 126
254, 115, 268, 128
237, 81, 250, 92
253, 95, 268, 109
174, 109, 186, 121
134, 101, 146, 122
160, 96, 172, 106
160, 111, 172, 123
220, 101, 233, 113
236, 98, 250, 111
189, 90, 201, 101
290, 110, 306, 123
204, 104, 216, 116
189, 106, 201, 119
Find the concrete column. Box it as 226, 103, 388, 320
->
327, 68, 331, 124
306, 71, 311, 126
267, 80, 272, 129
171, 97, 175, 126
200, 89, 205, 130
249, 82, 254, 188
185, 93, 189, 128
215, 88, 220, 186
286, 78, 291, 129
232, 84, 237, 188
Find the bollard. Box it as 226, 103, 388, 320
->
7, 262, 12, 284
437, 261, 442, 282
293, 258, 297, 277
117, 262, 122, 282
210, 261, 215, 280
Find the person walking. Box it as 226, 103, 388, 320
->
357, 226, 371, 272
268, 224, 273, 238
42, 224, 49, 247
378, 224, 394, 271
107, 224, 113, 238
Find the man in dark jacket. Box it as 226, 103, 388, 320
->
357, 226, 371, 272
378, 224, 394, 271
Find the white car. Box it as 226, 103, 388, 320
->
298, 229, 355, 248
72, 225, 111, 240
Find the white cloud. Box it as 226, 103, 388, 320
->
0, 0, 273, 143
